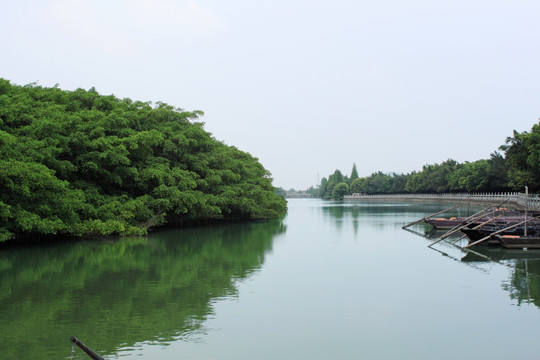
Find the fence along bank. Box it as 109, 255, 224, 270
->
343, 192, 540, 209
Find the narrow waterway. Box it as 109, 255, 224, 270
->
1, 199, 539, 359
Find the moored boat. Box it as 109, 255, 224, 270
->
461, 223, 540, 243
424, 208, 538, 230
425, 217, 465, 230
460, 227, 502, 246
428, 214, 540, 231
496, 234, 540, 249
461, 216, 540, 247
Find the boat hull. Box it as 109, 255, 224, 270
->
426, 212, 540, 230
497, 235, 540, 249
461, 225, 540, 247
425, 218, 464, 230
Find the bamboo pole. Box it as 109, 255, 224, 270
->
438, 209, 491, 239
401, 204, 463, 229
70, 336, 104, 360
427, 207, 495, 247
427, 198, 511, 247
464, 215, 540, 248
450, 214, 504, 245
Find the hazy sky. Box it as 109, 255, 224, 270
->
2, 0, 539, 190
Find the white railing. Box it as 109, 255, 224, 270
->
343, 192, 540, 209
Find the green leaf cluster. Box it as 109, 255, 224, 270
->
0, 79, 286, 241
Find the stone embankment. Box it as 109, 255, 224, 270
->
343, 192, 540, 209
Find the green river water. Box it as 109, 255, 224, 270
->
1, 199, 539, 359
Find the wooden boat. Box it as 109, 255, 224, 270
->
461, 223, 540, 243
496, 234, 540, 249
461, 215, 540, 248
460, 227, 502, 246
425, 217, 464, 230
424, 208, 539, 230
427, 214, 540, 231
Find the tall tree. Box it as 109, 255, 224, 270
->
486, 152, 510, 191
319, 177, 328, 198
349, 163, 359, 184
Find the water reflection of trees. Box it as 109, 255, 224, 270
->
461, 247, 540, 308
322, 201, 540, 309
320, 201, 475, 235
505, 258, 540, 307
0, 219, 285, 359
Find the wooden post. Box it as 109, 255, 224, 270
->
401, 204, 463, 229
70, 336, 105, 360
525, 186, 529, 237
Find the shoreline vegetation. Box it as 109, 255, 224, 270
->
284, 120, 540, 201
0, 79, 287, 243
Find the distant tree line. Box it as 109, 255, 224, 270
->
0, 79, 287, 242
275, 187, 319, 198
316, 121, 540, 200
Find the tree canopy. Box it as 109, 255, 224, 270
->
314, 120, 540, 199
0, 79, 287, 242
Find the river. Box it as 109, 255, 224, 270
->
1, 199, 539, 359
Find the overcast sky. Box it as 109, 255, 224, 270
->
2, 0, 540, 190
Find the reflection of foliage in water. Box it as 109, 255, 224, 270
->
323, 201, 540, 309
320, 201, 477, 235
0, 218, 285, 359
322, 202, 474, 220
461, 246, 540, 308
502, 258, 540, 308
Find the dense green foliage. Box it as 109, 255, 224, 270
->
0, 79, 286, 241
316, 120, 540, 199
501, 124, 540, 190
331, 182, 349, 200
